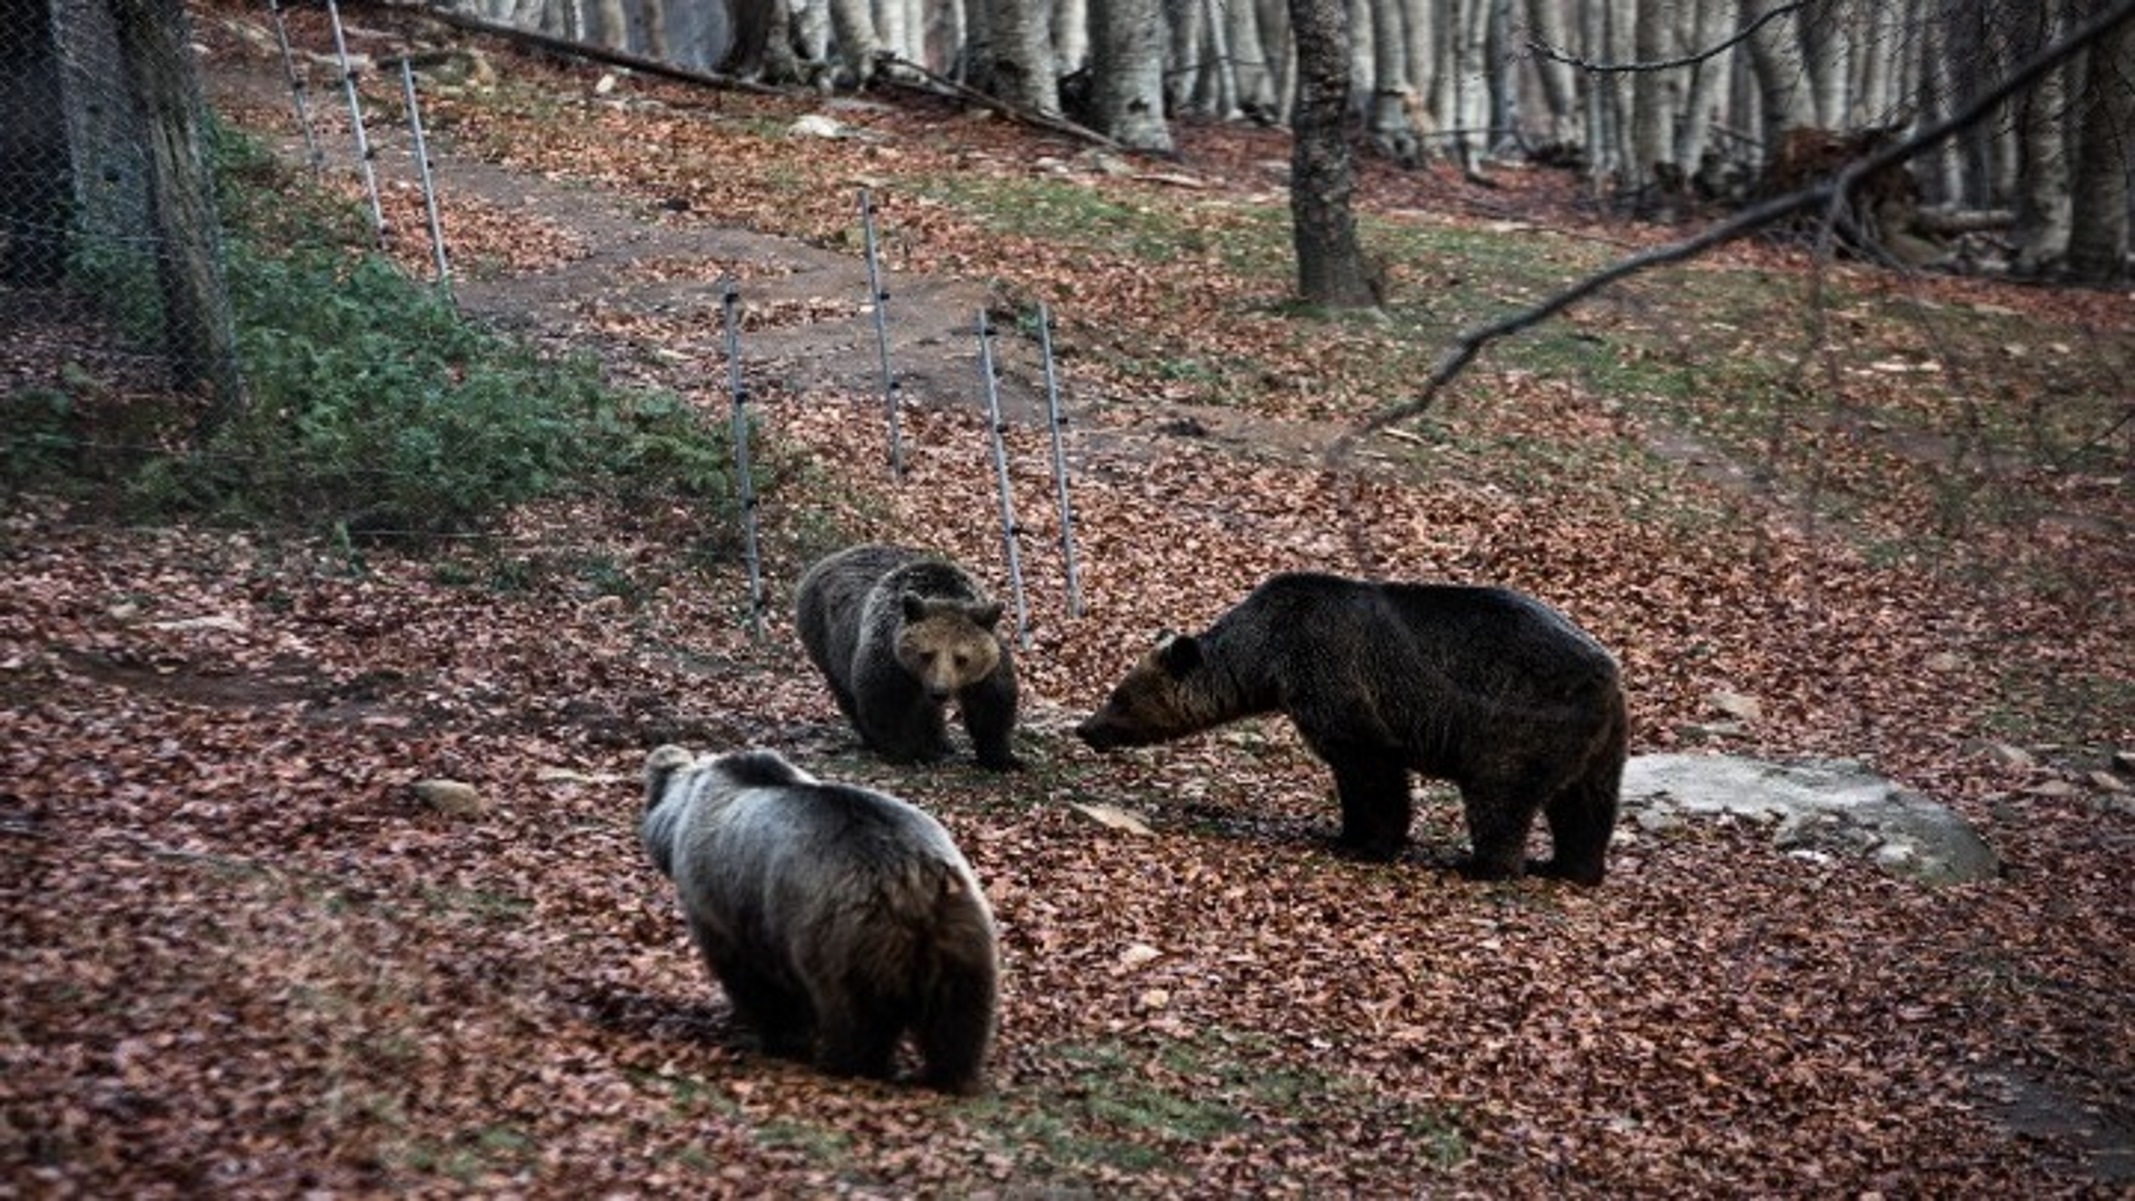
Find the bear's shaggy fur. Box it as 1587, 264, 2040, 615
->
1075, 573, 1627, 885
795, 544, 1021, 770
640, 745, 999, 1093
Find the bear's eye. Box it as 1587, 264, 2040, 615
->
953, 654, 969, 670
918, 650, 938, 666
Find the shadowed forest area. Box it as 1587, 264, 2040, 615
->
3, 0, 2132, 1194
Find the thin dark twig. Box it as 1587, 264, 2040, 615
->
1530, 1, 1804, 74
1331, 0, 2135, 466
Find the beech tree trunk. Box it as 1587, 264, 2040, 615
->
982, 0, 1059, 112
2012, 2, 2075, 276
1288, 0, 1378, 307
2067, 0, 2135, 282
1628, 0, 1673, 192
827, 0, 879, 84
1746, 0, 1813, 172
1089, 0, 1173, 151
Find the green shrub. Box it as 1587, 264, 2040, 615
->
112, 121, 759, 538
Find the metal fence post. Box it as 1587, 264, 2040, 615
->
1035, 302, 1084, 619
397, 60, 452, 294
858, 188, 906, 477
722, 278, 766, 639
976, 310, 1031, 650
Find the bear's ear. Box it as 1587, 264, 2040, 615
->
1155, 632, 1202, 676
971, 601, 1004, 629
901, 591, 931, 622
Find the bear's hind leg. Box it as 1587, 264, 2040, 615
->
1537, 769, 1619, 887
705, 950, 814, 1058
812, 987, 905, 1083
913, 953, 998, 1095
1327, 752, 1413, 860
1455, 786, 1543, 881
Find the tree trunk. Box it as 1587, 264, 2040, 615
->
2067, 0, 2134, 282
595, 0, 627, 48
827, 0, 879, 84
1227, 0, 1277, 120
2012, 2, 2074, 276
1287, 0, 1378, 307
111, 0, 242, 420
983, 0, 1060, 112
1674, 0, 1732, 170
1803, 0, 1850, 127
1162, 0, 1199, 113
1367, 0, 1418, 161
1747, 0, 1813, 175
1524, 0, 1576, 145
1, 0, 72, 287
1628, 0, 1674, 193
1054, 0, 1090, 74
641, 0, 669, 60
1580, 0, 1619, 185
1089, 0, 1173, 151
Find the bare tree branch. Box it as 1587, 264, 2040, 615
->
1332, 0, 2135, 466
368, 0, 788, 95
875, 54, 1126, 152
1529, 1, 1804, 74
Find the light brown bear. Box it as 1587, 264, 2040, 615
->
640, 745, 999, 1093
1076, 573, 1627, 885
795, 544, 1021, 770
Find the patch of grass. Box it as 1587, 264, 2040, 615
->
965, 1031, 1470, 1186
418, 885, 533, 923
388, 1124, 539, 1184
26, 119, 769, 542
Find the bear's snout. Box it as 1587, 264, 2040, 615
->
1074, 714, 1123, 749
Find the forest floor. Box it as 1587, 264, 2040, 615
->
5, 1, 2134, 1196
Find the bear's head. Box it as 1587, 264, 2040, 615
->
1075, 632, 1216, 749
895, 593, 1005, 701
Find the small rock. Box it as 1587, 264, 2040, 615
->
1135, 987, 1171, 1012
153, 614, 247, 633
2113, 749, 2135, 775
2026, 779, 2082, 799
413, 778, 487, 817
1676, 721, 1751, 742
1630, 807, 1680, 833
1117, 943, 1161, 971
1982, 742, 2036, 770
1708, 690, 1762, 722
790, 113, 845, 139
2089, 771, 2130, 794
1069, 802, 1153, 836
1924, 652, 1963, 673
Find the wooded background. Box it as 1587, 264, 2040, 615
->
442, 0, 2134, 284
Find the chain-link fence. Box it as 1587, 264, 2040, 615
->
2, 0, 239, 405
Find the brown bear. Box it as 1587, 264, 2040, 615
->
640, 745, 1000, 1094
1075, 573, 1627, 885
795, 544, 1021, 770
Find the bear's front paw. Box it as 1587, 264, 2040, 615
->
1453, 855, 1524, 883
1329, 833, 1406, 863
1529, 856, 1605, 887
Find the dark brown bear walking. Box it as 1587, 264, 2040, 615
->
1076, 573, 1627, 885
640, 745, 1000, 1093
795, 544, 1021, 770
